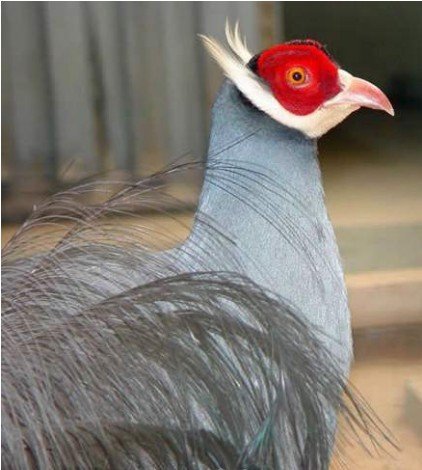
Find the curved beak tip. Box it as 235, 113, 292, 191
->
378, 100, 395, 117
334, 71, 395, 117
370, 89, 395, 116
386, 104, 395, 117
351, 76, 395, 116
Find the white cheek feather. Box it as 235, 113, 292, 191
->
201, 23, 358, 139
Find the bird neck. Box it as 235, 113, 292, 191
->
187, 80, 351, 368
193, 79, 324, 273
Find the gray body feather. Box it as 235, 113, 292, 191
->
2, 80, 391, 469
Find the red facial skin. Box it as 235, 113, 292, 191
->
256, 41, 342, 116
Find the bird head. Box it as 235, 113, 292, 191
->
201, 24, 394, 138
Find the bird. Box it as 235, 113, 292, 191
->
2, 24, 395, 469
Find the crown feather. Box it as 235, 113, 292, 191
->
225, 20, 253, 64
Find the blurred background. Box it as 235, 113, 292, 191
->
2, 2, 421, 468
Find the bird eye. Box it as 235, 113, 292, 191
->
286, 67, 307, 86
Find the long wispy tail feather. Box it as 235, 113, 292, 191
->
2, 164, 395, 469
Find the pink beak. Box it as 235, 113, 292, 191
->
326, 70, 395, 116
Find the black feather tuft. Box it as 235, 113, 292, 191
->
285, 39, 335, 61
247, 53, 261, 74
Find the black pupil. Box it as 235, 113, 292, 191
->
292, 71, 303, 81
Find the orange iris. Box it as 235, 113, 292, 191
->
286, 67, 307, 86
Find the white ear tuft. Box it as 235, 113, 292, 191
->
199, 32, 291, 129
225, 20, 253, 64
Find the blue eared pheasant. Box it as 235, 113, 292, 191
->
2, 24, 394, 469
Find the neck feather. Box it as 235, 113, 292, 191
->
186, 80, 351, 369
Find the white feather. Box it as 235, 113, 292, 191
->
225, 20, 253, 64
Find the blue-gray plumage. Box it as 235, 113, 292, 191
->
186, 80, 351, 371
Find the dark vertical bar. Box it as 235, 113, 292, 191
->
2, 2, 55, 185
45, 2, 99, 180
